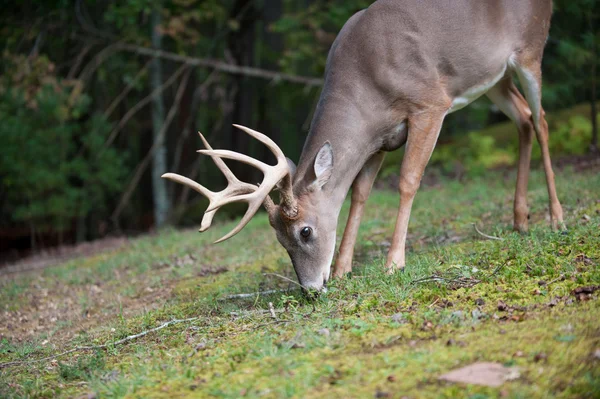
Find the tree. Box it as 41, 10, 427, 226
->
150, 3, 171, 228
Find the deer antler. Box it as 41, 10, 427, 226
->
162, 125, 296, 243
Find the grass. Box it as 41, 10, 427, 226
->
0, 164, 599, 398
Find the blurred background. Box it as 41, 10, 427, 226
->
0, 0, 597, 263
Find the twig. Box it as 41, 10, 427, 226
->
67, 44, 94, 79
472, 223, 504, 241
101, 63, 189, 150
103, 59, 152, 118
268, 302, 277, 319
220, 288, 293, 300
79, 42, 123, 82
547, 273, 566, 285
0, 317, 200, 369
116, 43, 323, 86
263, 272, 306, 290
253, 319, 292, 329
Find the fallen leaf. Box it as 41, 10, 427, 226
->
375, 389, 390, 398
571, 285, 599, 301
439, 362, 519, 387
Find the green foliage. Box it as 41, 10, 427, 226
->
0, 54, 127, 233
272, 0, 371, 75
420, 109, 596, 177
431, 132, 516, 176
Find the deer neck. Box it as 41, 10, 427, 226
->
293, 95, 381, 216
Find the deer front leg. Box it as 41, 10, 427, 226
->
385, 111, 446, 272
333, 151, 386, 278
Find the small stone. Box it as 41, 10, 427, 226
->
195, 343, 207, 351
318, 328, 330, 337
446, 339, 456, 346
391, 313, 407, 324
451, 311, 464, 319
593, 349, 600, 360
538, 280, 547, 286
513, 351, 524, 358
475, 298, 485, 306
472, 309, 484, 320
375, 389, 390, 398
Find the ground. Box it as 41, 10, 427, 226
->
1, 163, 599, 398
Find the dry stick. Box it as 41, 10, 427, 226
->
268, 302, 277, 319
169, 70, 219, 174
472, 223, 504, 241
116, 43, 323, 87
67, 44, 94, 79
221, 288, 293, 300
546, 273, 566, 285
79, 42, 124, 83
103, 59, 152, 118
0, 317, 200, 369
102, 63, 189, 150
112, 67, 192, 223
263, 272, 307, 290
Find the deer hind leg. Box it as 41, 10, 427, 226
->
386, 110, 446, 272
486, 78, 535, 232
513, 61, 565, 230
333, 151, 386, 278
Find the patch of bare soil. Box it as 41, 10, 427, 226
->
0, 278, 174, 346
0, 237, 129, 276
0, 254, 227, 347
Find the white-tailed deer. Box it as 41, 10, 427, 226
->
164, 0, 564, 291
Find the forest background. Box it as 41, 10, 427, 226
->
0, 0, 597, 261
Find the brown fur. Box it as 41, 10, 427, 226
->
267, 0, 563, 290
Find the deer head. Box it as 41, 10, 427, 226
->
163, 125, 335, 291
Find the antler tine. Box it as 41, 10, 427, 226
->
233, 124, 297, 218
164, 124, 294, 242
213, 197, 264, 243
198, 149, 271, 173
198, 131, 240, 184
232, 124, 287, 165
161, 173, 214, 199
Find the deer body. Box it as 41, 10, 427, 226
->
165, 0, 564, 291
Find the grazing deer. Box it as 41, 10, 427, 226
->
164, 0, 564, 291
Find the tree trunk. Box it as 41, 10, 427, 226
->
257, 0, 283, 165
227, 0, 257, 182
150, 5, 171, 227
590, 28, 598, 153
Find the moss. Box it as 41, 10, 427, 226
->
1, 166, 598, 398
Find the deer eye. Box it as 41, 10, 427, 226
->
300, 227, 312, 239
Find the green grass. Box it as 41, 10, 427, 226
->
0, 165, 599, 398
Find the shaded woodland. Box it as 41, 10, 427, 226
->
0, 0, 597, 260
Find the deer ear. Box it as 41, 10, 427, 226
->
286, 157, 297, 177
312, 142, 333, 189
